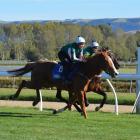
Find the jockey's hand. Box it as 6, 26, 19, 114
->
81, 56, 87, 62
83, 59, 87, 62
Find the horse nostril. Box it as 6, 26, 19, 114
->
115, 72, 118, 76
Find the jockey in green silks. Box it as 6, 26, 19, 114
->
58, 36, 85, 63
83, 40, 99, 57
82, 40, 100, 106
58, 36, 86, 85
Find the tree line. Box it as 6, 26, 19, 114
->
0, 22, 140, 61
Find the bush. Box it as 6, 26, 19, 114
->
0, 77, 28, 88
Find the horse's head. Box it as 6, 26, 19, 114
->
107, 51, 120, 70
95, 50, 119, 78
98, 47, 120, 70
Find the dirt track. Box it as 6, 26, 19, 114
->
0, 100, 134, 114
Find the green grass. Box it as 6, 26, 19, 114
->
0, 107, 140, 140
0, 88, 136, 105
119, 67, 136, 73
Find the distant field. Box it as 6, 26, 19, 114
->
0, 60, 26, 65
0, 107, 140, 140
119, 67, 136, 73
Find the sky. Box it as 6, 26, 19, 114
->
0, 0, 140, 21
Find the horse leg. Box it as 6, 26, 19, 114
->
53, 92, 71, 114
56, 88, 68, 103
53, 105, 68, 114
32, 89, 41, 106
73, 103, 82, 113
53, 92, 78, 114
66, 92, 79, 112
75, 93, 89, 107
69, 92, 82, 112
9, 80, 27, 99
56, 89, 82, 113
95, 90, 107, 111
9, 80, 39, 107
78, 91, 87, 119
84, 92, 89, 107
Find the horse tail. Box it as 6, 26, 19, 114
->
7, 62, 36, 76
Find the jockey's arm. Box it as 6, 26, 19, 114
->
83, 52, 90, 58
71, 49, 83, 62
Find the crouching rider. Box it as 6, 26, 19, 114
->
58, 36, 86, 85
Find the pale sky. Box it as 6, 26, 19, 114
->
0, 0, 140, 21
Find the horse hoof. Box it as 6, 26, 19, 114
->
32, 100, 39, 106
95, 106, 100, 112
52, 110, 57, 114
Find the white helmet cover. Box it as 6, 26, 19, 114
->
91, 41, 99, 48
75, 36, 85, 44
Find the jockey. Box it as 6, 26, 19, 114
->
82, 40, 100, 107
58, 36, 86, 84
58, 36, 85, 63
84, 40, 99, 57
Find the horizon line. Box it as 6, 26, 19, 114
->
1, 17, 140, 22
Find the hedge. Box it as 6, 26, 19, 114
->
0, 77, 136, 93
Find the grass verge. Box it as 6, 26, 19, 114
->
0, 88, 136, 105
0, 107, 140, 140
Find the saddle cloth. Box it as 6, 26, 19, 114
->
52, 63, 64, 80
52, 62, 79, 81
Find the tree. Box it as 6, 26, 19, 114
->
125, 35, 137, 59
98, 24, 113, 39
25, 47, 41, 61
64, 24, 81, 43
43, 29, 57, 59
0, 22, 139, 61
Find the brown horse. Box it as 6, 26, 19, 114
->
28, 49, 120, 113
55, 50, 120, 112
8, 50, 119, 118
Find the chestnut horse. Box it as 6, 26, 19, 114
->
55, 50, 120, 112
8, 50, 119, 118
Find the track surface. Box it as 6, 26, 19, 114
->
0, 100, 134, 113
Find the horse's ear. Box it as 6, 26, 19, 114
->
106, 49, 111, 53
100, 47, 106, 52
101, 46, 111, 51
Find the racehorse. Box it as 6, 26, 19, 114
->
8, 49, 119, 118
55, 50, 120, 112
28, 49, 120, 113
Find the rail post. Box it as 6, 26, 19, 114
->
39, 90, 43, 111
136, 41, 140, 113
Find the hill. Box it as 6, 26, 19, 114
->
1, 18, 140, 32
63, 18, 140, 32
